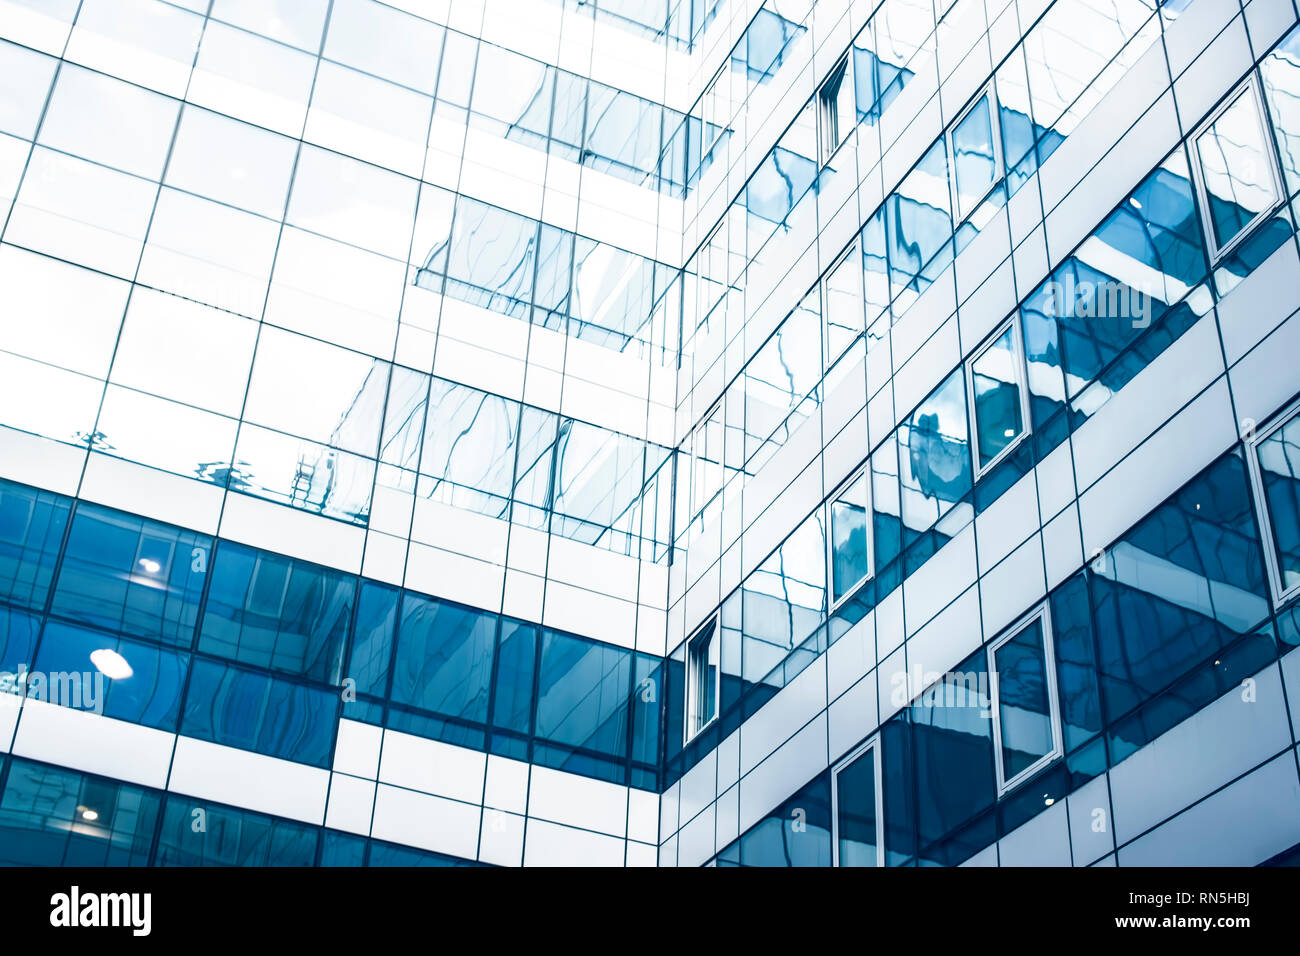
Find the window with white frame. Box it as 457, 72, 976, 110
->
684, 617, 719, 742
690, 400, 725, 527
948, 83, 1003, 220
832, 737, 883, 866
1247, 398, 1300, 608
822, 242, 864, 367
828, 467, 872, 606
965, 317, 1029, 478
1190, 76, 1283, 262
988, 603, 1062, 795
817, 54, 854, 164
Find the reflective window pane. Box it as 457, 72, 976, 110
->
1255, 409, 1300, 598
830, 471, 871, 603
834, 743, 879, 866
969, 323, 1024, 471
951, 92, 997, 217
1194, 85, 1279, 253
51, 504, 211, 647
990, 613, 1058, 790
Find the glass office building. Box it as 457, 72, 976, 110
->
0, 0, 1298, 867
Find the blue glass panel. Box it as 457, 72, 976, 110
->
199, 541, 352, 683
319, 830, 366, 866
1051, 574, 1103, 752
0, 479, 70, 611
51, 503, 210, 647
367, 839, 481, 866
0, 758, 160, 866
348, 580, 398, 699
1258, 409, 1300, 596
737, 770, 830, 866
535, 629, 632, 759
182, 658, 336, 767
490, 617, 536, 736
912, 650, 996, 855
0, 605, 39, 675
390, 592, 495, 725
155, 797, 317, 866
33, 621, 188, 730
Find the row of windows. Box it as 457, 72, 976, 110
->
713, 435, 1300, 865
0, 0, 710, 198
0, 755, 480, 867
0, 482, 663, 788
562, 0, 724, 50
676, 0, 1162, 536
680, 0, 1165, 416
673, 34, 1300, 764
0, 286, 676, 557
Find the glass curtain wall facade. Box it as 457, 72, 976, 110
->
0, 0, 1299, 867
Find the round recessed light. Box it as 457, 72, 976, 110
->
81, 808, 99, 822
138, 558, 161, 574
89, 648, 133, 680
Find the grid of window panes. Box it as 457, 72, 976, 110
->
712, 440, 1300, 865
666, 17, 1300, 792
0, 0, 690, 564
0, 477, 664, 790
0, 754, 484, 866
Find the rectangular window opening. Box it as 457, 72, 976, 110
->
832, 736, 883, 866
965, 316, 1030, 479
1247, 397, 1300, 608
684, 616, 719, 742
1190, 77, 1284, 263
988, 603, 1063, 796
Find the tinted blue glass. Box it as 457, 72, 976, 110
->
51, 504, 210, 647
1092, 453, 1264, 724
1051, 574, 1103, 752
992, 620, 1054, 782
155, 797, 317, 866
0, 605, 39, 675
319, 830, 366, 866
348, 580, 398, 698
182, 658, 336, 767
33, 621, 188, 730
535, 629, 632, 759
390, 592, 495, 725
911, 651, 996, 854
0, 758, 160, 866
737, 770, 830, 867
1258, 411, 1300, 595
367, 839, 481, 866
199, 542, 352, 683
490, 618, 536, 736
835, 746, 878, 866
631, 651, 662, 769
0, 479, 70, 610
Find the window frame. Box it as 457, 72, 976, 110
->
987, 602, 1064, 797
1245, 395, 1300, 609
683, 615, 721, 744
1188, 75, 1285, 264
817, 53, 853, 166
699, 63, 729, 164
830, 735, 885, 867
820, 240, 865, 370
826, 464, 874, 612
946, 80, 1004, 222
964, 315, 1032, 481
